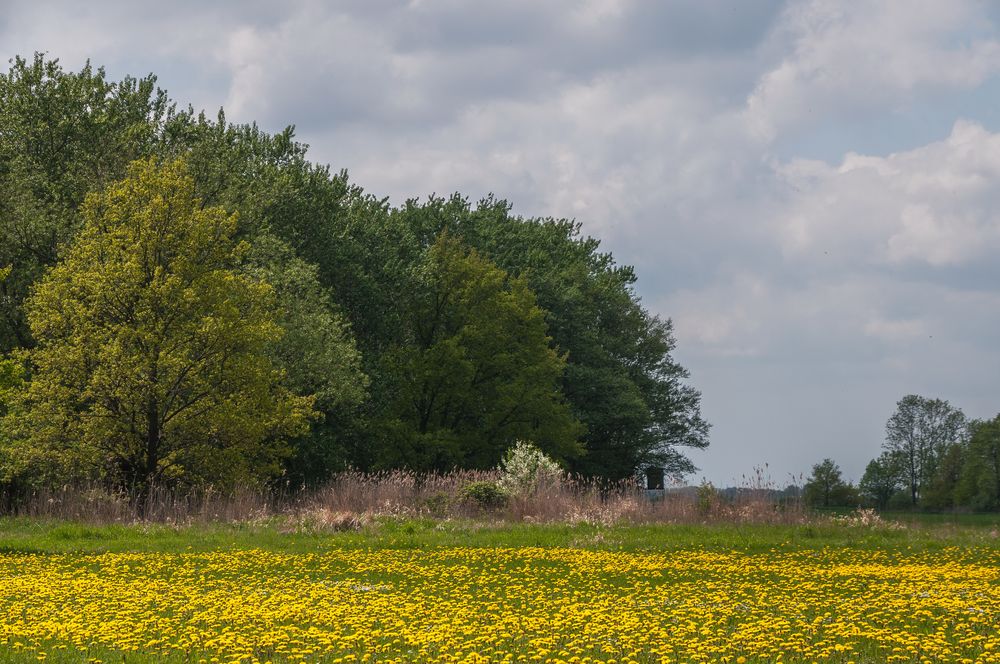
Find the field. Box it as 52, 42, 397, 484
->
0, 518, 997, 663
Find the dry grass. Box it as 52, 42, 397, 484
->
4, 466, 807, 528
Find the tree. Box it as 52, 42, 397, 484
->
803, 458, 855, 508
0, 54, 173, 351
0, 54, 709, 483
957, 415, 1000, 511
2, 159, 315, 498
922, 442, 966, 510
244, 235, 368, 484
376, 234, 583, 471
858, 452, 902, 510
385, 196, 709, 481
883, 395, 967, 507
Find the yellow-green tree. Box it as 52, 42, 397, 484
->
4, 159, 315, 496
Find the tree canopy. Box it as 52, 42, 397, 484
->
0, 54, 710, 493
803, 458, 856, 508
2, 159, 316, 495
883, 394, 967, 506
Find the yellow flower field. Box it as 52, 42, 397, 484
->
0, 546, 997, 663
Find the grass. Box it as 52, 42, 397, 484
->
0, 516, 996, 662
0, 517, 996, 663
0, 513, 996, 555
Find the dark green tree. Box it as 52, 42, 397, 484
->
376, 234, 583, 470
858, 451, 902, 510
0, 54, 173, 350
884, 395, 967, 506
957, 416, 1000, 510
922, 442, 966, 510
244, 235, 368, 484
803, 458, 856, 508
385, 195, 709, 480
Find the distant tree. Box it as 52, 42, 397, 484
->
957, 415, 1000, 511
803, 459, 856, 508
922, 442, 966, 510
883, 395, 967, 507
1, 160, 316, 499
858, 452, 903, 510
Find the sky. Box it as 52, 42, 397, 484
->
4, 0, 1000, 487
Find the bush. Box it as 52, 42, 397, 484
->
697, 479, 718, 515
460, 481, 509, 510
498, 440, 563, 496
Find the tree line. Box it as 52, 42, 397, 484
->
803, 395, 1000, 511
0, 54, 709, 501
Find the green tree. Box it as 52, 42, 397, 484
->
2, 159, 315, 498
803, 458, 856, 508
244, 235, 368, 484
0, 54, 173, 351
377, 234, 583, 471
386, 196, 709, 481
923, 442, 966, 510
858, 451, 902, 510
883, 394, 967, 507
957, 415, 1000, 510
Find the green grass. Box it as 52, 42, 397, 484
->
0, 517, 996, 663
0, 514, 996, 555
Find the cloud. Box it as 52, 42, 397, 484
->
774, 120, 1000, 269
746, 0, 1000, 142
3, 0, 1000, 484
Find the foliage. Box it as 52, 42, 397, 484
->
858, 452, 902, 510
459, 481, 510, 510
803, 458, 857, 508
376, 234, 583, 471
958, 415, 1000, 510
0, 54, 174, 352
696, 479, 719, 515
0, 54, 710, 488
883, 394, 967, 506
922, 442, 966, 510
243, 235, 368, 484
0, 355, 24, 419
2, 159, 315, 495
497, 440, 563, 496
387, 196, 710, 481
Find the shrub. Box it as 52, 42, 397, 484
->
498, 440, 563, 496
460, 481, 509, 510
697, 479, 718, 516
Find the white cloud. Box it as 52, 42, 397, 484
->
775, 120, 1000, 268
746, 0, 1000, 141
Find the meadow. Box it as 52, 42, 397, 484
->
0, 515, 997, 663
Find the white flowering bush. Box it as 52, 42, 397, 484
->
831, 507, 906, 530
498, 440, 563, 496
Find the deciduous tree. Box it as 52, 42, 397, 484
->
377, 234, 583, 470
3, 160, 316, 498
957, 415, 1000, 510
803, 458, 856, 508
883, 395, 967, 506
858, 451, 902, 510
